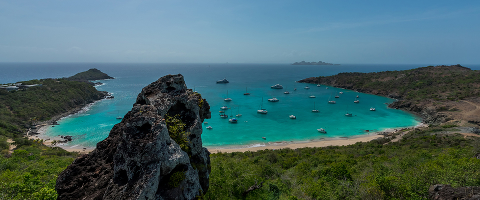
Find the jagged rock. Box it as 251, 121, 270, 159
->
429, 184, 480, 200
56, 74, 211, 200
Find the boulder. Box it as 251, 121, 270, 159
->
56, 74, 211, 200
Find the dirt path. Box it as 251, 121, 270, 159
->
6, 139, 16, 154
460, 100, 480, 117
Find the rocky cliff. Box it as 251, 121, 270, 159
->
56, 74, 211, 200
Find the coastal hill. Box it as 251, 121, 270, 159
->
292, 61, 339, 65
67, 68, 114, 81
0, 69, 114, 199
299, 64, 480, 125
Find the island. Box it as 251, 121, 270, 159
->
292, 61, 340, 65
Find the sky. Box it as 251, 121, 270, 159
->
0, 0, 479, 64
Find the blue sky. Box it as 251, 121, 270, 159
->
0, 0, 479, 64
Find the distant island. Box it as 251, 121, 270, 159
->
292, 61, 340, 65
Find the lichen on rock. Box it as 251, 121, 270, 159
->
55, 74, 211, 200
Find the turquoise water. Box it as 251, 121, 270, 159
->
11, 63, 421, 148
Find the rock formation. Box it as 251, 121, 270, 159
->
56, 74, 211, 200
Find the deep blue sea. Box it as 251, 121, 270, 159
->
2, 63, 479, 149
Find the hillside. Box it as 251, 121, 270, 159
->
299, 65, 480, 125
67, 68, 113, 81
0, 70, 112, 199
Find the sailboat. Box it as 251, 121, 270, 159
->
284, 87, 290, 94
257, 97, 268, 114
229, 110, 238, 123
116, 111, 123, 119
244, 87, 250, 95
312, 102, 319, 112
224, 90, 232, 101
328, 93, 336, 104
354, 97, 360, 103
345, 106, 353, 116
236, 107, 242, 117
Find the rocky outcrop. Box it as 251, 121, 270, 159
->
429, 184, 480, 200
56, 74, 211, 200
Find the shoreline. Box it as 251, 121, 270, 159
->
207, 123, 427, 153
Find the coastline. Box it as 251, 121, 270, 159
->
207, 122, 427, 153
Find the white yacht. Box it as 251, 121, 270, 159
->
354, 99, 360, 103
271, 84, 283, 89
304, 86, 310, 89
229, 118, 238, 123
216, 78, 229, 83
317, 128, 327, 133
224, 90, 232, 101
339, 92, 343, 94
257, 98, 268, 114
206, 126, 213, 129
345, 113, 353, 117
328, 100, 336, 104
370, 107, 376, 111
312, 102, 319, 112
289, 115, 296, 119
268, 97, 279, 102
309, 95, 316, 98
220, 114, 228, 118
284, 91, 290, 94
317, 84, 321, 87
335, 95, 340, 98
356, 95, 359, 98
220, 106, 229, 110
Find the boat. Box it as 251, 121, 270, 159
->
354, 98, 360, 103
304, 86, 310, 89
206, 126, 213, 129
345, 106, 353, 116
328, 94, 336, 104
326, 87, 328, 89
204, 122, 208, 124
339, 92, 343, 94
262, 137, 266, 140
116, 116, 122, 119
356, 95, 359, 98
220, 106, 229, 110
370, 107, 376, 111
312, 102, 319, 112
257, 98, 268, 114
271, 84, 283, 89
335, 95, 340, 98
216, 78, 229, 83
244, 87, 250, 95
224, 90, 232, 101
220, 114, 228, 118
317, 128, 327, 133
116, 111, 122, 119
236, 107, 242, 117
229, 118, 238, 123
219, 110, 225, 113
268, 97, 279, 102
309, 95, 316, 98
317, 84, 321, 87
289, 115, 296, 119
284, 91, 290, 94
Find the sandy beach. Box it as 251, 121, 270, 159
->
27, 121, 426, 154
207, 134, 384, 153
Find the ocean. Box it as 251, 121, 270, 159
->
2, 63, 478, 149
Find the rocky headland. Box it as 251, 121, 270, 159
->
298, 65, 480, 126
56, 74, 211, 200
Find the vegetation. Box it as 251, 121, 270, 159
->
205, 126, 480, 199
165, 114, 190, 153
0, 70, 107, 199
302, 65, 480, 102
0, 139, 78, 199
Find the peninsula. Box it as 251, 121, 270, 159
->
299, 64, 480, 126
292, 60, 340, 65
